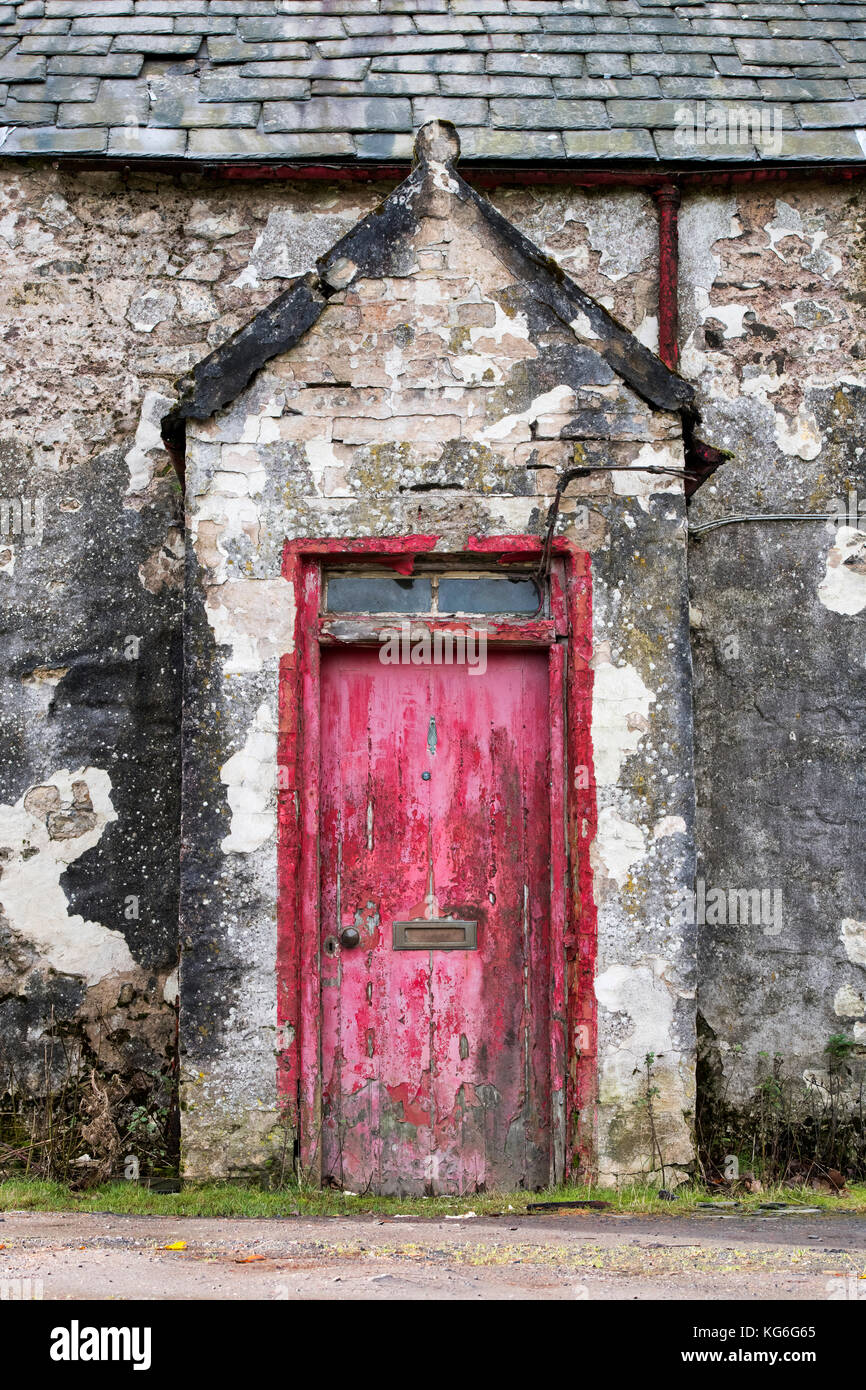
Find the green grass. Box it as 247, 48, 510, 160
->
2, 1178, 865, 1220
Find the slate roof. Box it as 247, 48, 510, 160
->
1, 0, 865, 164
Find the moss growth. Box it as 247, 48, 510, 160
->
1, 1177, 864, 1219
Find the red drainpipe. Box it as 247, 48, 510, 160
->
654, 182, 681, 372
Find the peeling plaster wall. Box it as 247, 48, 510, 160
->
3, 153, 864, 1179
0, 163, 657, 477
180, 165, 693, 1183
685, 183, 866, 1102
0, 437, 181, 1092
0, 162, 202, 1098
0, 163, 384, 474
589, 497, 696, 1184
0, 158, 674, 1176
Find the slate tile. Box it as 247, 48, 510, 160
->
10, 75, 98, 100
187, 126, 355, 156
108, 124, 187, 154
57, 78, 147, 126
207, 38, 312, 63
355, 130, 414, 157
46, 53, 144, 74
111, 35, 203, 54
554, 76, 661, 97
46, 1, 133, 13
630, 53, 715, 74
4, 123, 108, 151
485, 52, 584, 75
263, 95, 411, 130
316, 72, 437, 95
200, 74, 311, 99
0, 96, 55, 122
238, 17, 346, 40
459, 126, 565, 157
586, 54, 630, 76
318, 35, 470, 57
70, 16, 174, 33
564, 126, 658, 157
660, 75, 762, 96
372, 52, 484, 71
794, 99, 866, 126
412, 96, 488, 125
734, 37, 839, 64
653, 127, 759, 158
490, 97, 609, 128
18, 35, 113, 54
151, 75, 260, 126
440, 74, 554, 96
0, 52, 47, 81
238, 58, 369, 77
771, 127, 866, 158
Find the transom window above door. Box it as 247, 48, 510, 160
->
323, 569, 544, 617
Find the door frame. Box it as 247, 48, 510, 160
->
277, 534, 598, 1186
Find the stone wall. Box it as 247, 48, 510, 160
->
0, 161, 660, 477
0, 433, 181, 1098
683, 181, 866, 1106
0, 162, 388, 1113
1, 157, 688, 1184
6, 153, 861, 1185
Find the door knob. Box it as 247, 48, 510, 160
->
340, 927, 361, 949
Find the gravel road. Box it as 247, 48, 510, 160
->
1, 1208, 865, 1300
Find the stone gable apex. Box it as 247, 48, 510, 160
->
162, 121, 695, 463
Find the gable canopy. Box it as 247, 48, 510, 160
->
161, 120, 699, 470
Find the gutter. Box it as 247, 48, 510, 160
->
29, 158, 866, 188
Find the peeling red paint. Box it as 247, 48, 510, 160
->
385, 1082, 433, 1130
563, 550, 597, 1179
287, 534, 440, 578
278, 537, 598, 1191
466, 534, 560, 558
319, 645, 551, 1193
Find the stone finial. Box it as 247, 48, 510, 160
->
413, 119, 460, 167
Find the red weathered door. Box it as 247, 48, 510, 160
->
319, 645, 551, 1195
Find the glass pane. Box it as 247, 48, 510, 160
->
438, 576, 540, 614
326, 575, 432, 613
